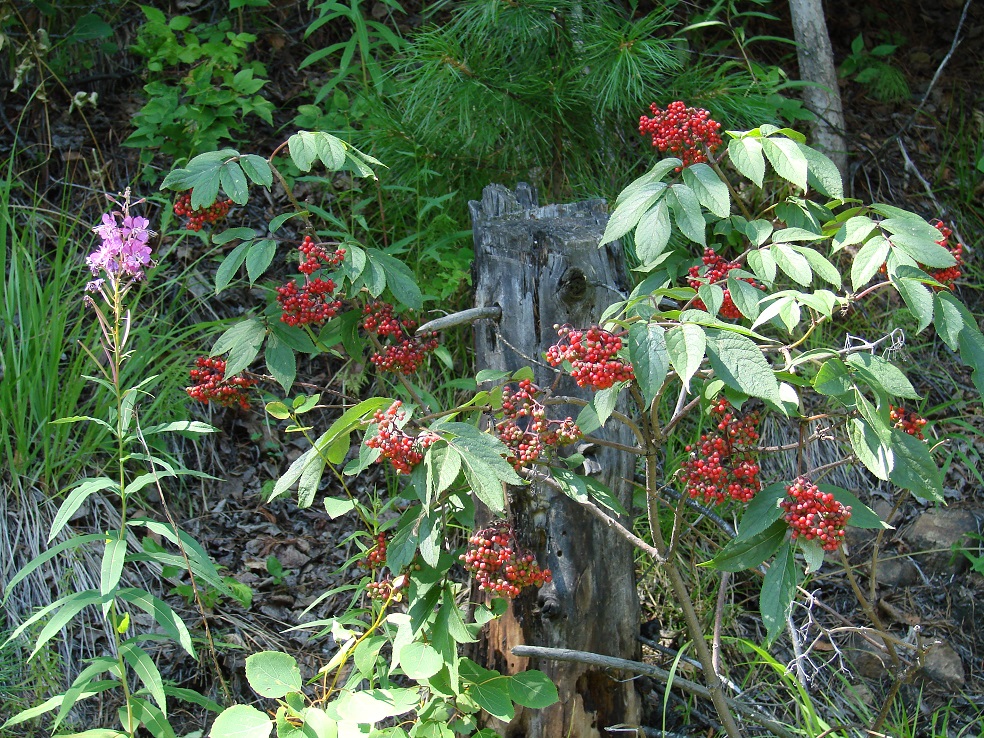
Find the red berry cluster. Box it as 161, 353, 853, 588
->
276, 278, 343, 327
638, 101, 723, 169
361, 302, 438, 375
298, 235, 345, 275
370, 335, 439, 374
928, 221, 963, 289
781, 477, 851, 551
365, 532, 388, 568
890, 404, 927, 439
494, 379, 582, 470
459, 524, 552, 599
366, 579, 393, 600
364, 401, 439, 474
688, 248, 762, 319
362, 301, 413, 338
173, 192, 232, 231
186, 356, 257, 410
545, 325, 635, 390
681, 397, 761, 505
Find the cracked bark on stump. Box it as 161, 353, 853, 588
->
468, 183, 641, 738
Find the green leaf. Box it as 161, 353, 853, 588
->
847, 417, 893, 480
219, 161, 249, 205
747, 247, 777, 284
706, 331, 781, 405
323, 497, 356, 518
892, 275, 934, 332
708, 519, 786, 572
214, 239, 252, 295
761, 541, 798, 644
727, 136, 765, 186
100, 537, 127, 600
335, 689, 419, 724
246, 239, 277, 283
697, 284, 724, 317
459, 660, 513, 722
762, 136, 808, 190
634, 199, 672, 263
366, 249, 422, 310
50, 478, 118, 542
737, 482, 786, 539
813, 358, 853, 397
265, 332, 296, 393
682, 163, 730, 218
665, 324, 705, 392
116, 588, 196, 657
798, 142, 844, 199
888, 430, 944, 502
744, 218, 773, 246
239, 155, 273, 188
772, 243, 812, 286
796, 247, 841, 287
851, 235, 891, 290
628, 323, 668, 407
666, 184, 706, 246
399, 642, 443, 680
129, 697, 176, 738
591, 383, 623, 428
508, 670, 559, 709
933, 291, 973, 351
246, 651, 304, 698
601, 182, 666, 246
845, 353, 919, 400
727, 277, 762, 320
833, 216, 878, 252
288, 132, 319, 172
212, 318, 266, 378
209, 704, 272, 738
119, 640, 167, 713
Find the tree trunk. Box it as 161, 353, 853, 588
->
468, 183, 641, 738
788, 0, 849, 177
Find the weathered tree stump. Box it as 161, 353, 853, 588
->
469, 183, 641, 738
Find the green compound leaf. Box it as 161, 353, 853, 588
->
209, 704, 272, 738
845, 352, 919, 400
245, 651, 303, 698
246, 239, 277, 283
761, 541, 799, 645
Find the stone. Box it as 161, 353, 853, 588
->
919, 641, 965, 689
904, 508, 981, 575
873, 557, 920, 587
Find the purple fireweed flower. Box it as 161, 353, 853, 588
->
87, 188, 155, 282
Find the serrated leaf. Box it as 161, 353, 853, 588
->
246, 652, 303, 698
707, 332, 780, 405
892, 275, 934, 332
798, 142, 844, 199
727, 277, 762, 320
634, 199, 672, 262
888, 430, 944, 501
219, 161, 249, 205
209, 705, 272, 738
665, 324, 705, 391
817, 486, 889, 529
845, 352, 919, 400
246, 239, 277, 283
772, 243, 813, 285
737, 482, 786, 539
682, 163, 730, 218
601, 183, 666, 246
697, 284, 724, 317
366, 249, 422, 309
214, 240, 252, 295
666, 184, 706, 245
629, 322, 668, 406
709, 519, 787, 572
744, 218, 773, 246
851, 235, 891, 290
239, 155, 273, 188
761, 542, 798, 644
762, 136, 808, 190
933, 291, 973, 351
747, 248, 776, 284
848, 417, 893, 480
265, 332, 296, 393
833, 216, 878, 252
796, 247, 841, 287
592, 384, 623, 428
728, 136, 765, 186
212, 318, 266, 378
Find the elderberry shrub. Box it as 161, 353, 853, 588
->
186, 356, 257, 409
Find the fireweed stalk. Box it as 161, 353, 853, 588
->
81, 189, 154, 732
